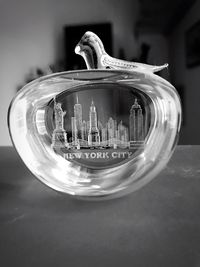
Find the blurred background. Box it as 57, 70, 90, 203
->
1, 0, 200, 146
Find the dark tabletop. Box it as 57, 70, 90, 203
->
0, 146, 200, 267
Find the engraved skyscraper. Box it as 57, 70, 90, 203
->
129, 98, 144, 142
88, 100, 100, 146
74, 95, 83, 142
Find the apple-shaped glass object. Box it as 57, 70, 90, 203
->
8, 32, 181, 199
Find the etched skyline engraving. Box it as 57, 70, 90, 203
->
51, 94, 148, 150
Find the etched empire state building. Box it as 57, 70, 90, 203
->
88, 100, 100, 147
129, 98, 144, 147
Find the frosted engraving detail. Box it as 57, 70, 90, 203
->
47, 83, 152, 168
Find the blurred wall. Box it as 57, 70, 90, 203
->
138, 33, 169, 80
0, 0, 139, 146
170, 0, 200, 144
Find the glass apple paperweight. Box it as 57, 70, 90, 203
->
8, 32, 181, 200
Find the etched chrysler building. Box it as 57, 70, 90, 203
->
88, 100, 100, 146
129, 98, 144, 141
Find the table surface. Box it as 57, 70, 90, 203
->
0, 146, 200, 267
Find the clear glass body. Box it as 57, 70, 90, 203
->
8, 70, 181, 200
